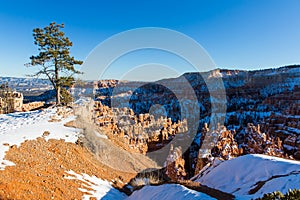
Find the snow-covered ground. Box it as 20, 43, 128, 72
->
195, 154, 300, 199
0, 106, 130, 199
65, 170, 127, 200
64, 164, 217, 200
0, 108, 81, 170
127, 184, 216, 200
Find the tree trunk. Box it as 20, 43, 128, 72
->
56, 86, 61, 105
55, 60, 60, 105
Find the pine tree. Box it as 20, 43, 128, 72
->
257, 189, 300, 200
27, 22, 82, 105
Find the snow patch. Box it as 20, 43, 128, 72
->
195, 154, 300, 199
127, 184, 216, 200
0, 108, 81, 170
65, 170, 127, 200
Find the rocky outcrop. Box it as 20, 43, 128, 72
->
93, 101, 188, 154
241, 123, 288, 158
164, 145, 186, 181
211, 126, 241, 160
22, 101, 44, 111
194, 124, 242, 174
0, 90, 23, 114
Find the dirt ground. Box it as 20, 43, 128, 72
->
0, 138, 136, 200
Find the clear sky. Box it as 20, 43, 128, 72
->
0, 0, 300, 80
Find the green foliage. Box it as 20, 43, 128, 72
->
258, 191, 284, 200
60, 76, 75, 87
28, 22, 82, 105
257, 189, 300, 200
284, 189, 300, 200
60, 87, 73, 106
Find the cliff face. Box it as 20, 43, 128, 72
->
93, 65, 300, 176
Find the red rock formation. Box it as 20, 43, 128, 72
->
93, 101, 187, 154
165, 145, 186, 181
22, 101, 44, 112
242, 123, 287, 158
211, 126, 240, 160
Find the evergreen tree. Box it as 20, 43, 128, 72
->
27, 22, 82, 105
257, 189, 300, 200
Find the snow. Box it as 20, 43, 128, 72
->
0, 108, 81, 170
195, 154, 300, 199
127, 184, 216, 200
191, 158, 223, 181
65, 170, 127, 200
287, 127, 300, 135
253, 173, 300, 199
283, 144, 296, 151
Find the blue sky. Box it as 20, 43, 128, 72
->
0, 0, 300, 80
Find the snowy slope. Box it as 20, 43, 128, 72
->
0, 108, 81, 170
127, 184, 216, 200
0, 107, 129, 199
65, 170, 127, 200
195, 154, 300, 199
